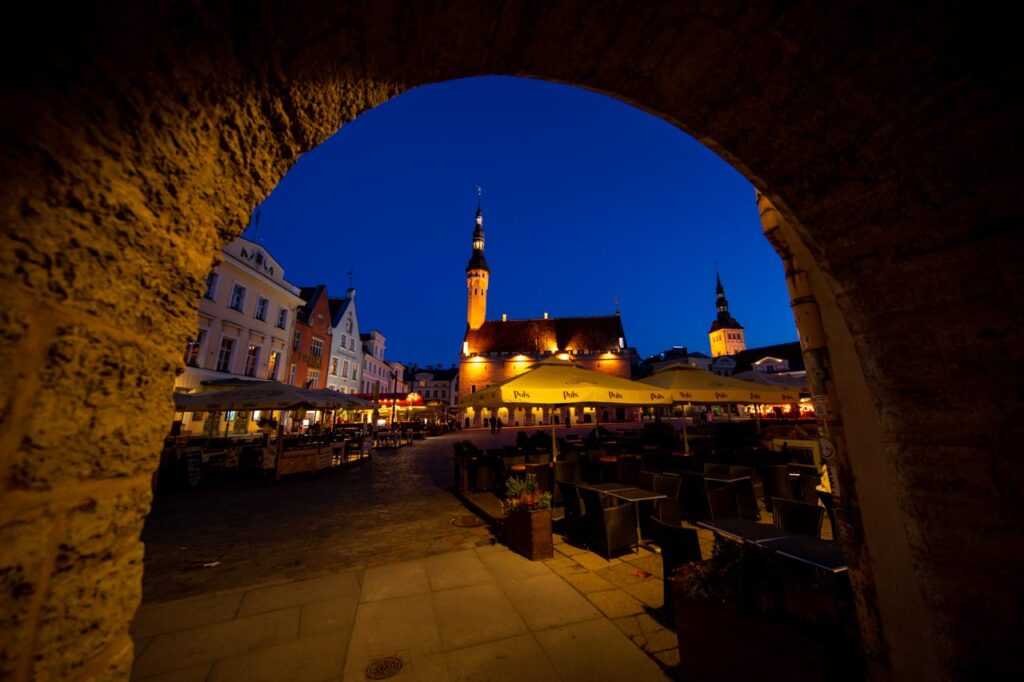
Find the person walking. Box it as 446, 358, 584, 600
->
496, 417, 503, 433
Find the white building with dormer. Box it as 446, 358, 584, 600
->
325, 289, 363, 394
174, 237, 305, 433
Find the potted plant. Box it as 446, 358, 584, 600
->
502, 474, 553, 560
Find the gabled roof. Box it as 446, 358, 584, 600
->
732, 342, 804, 373
328, 297, 354, 327
464, 315, 625, 355
296, 285, 327, 324
709, 315, 744, 332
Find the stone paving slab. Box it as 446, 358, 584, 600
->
207, 628, 351, 682
534, 618, 667, 682
238, 571, 360, 617
133, 607, 301, 678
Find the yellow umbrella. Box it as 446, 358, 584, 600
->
460, 357, 672, 458
640, 366, 801, 452
639, 366, 800, 404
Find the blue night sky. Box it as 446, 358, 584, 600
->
243, 76, 795, 366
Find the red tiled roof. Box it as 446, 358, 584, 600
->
464, 315, 625, 354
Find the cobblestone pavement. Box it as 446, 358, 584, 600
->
142, 432, 505, 603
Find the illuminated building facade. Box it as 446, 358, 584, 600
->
457, 202, 632, 427
708, 272, 747, 357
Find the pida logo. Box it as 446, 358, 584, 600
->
562, 390, 580, 399
607, 391, 623, 399
649, 392, 665, 400
513, 390, 531, 399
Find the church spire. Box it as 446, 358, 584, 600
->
708, 270, 746, 357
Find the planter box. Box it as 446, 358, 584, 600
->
504, 507, 553, 561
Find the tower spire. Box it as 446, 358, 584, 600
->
465, 189, 490, 330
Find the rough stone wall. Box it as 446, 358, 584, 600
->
1, 2, 1020, 680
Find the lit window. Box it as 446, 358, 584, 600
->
329, 356, 339, 375
277, 308, 288, 329
216, 337, 235, 372
229, 284, 246, 312
244, 344, 261, 377
183, 329, 206, 367
288, 364, 297, 385
255, 297, 269, 321
343, 360, 349, 378
267, 351, 280, 380
204, 272, 219, 300
308, 369, 321, 388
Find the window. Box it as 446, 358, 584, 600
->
345, 318, 352, 333
329, 356, 339, 375
243, 344, 260, 377
471, 385, 476, 393
204, 272, 219, 300
311, 338, 324, 358
341, 333, 347, 347
342, 360, 349, 378
255, 296, 269, 321
307, 369, 321, 388
277, 308, 288, 329
267, 350, 281, 380
183, 329, 206, 367
229, 284, 246, 312
288, 364, 297, 385
293, 331, 301, 351
216, 337, 235, 372
349, 338, 355, 351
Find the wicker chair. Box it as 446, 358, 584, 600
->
579, 487, 637, 559
557, 481, 586, 546
638, 469, 656, 492
649, 517, 702, 615
678, 471, 711, 522
616, 456, 641, 486
707, 484, 740, 520
652, 474, 683, 526
771, 498, 824, 536
552, 460, 582, 506
759, 465, 797, 513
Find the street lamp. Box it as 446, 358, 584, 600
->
391, 370, 398, 428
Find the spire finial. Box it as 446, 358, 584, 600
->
614, 292, 619, 314
476, 185, 483, 211
346, 269, 354, 289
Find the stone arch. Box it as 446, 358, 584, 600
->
2, 3, 1020, 680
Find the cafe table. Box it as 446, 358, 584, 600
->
697, 518, 797, 544
759, 534, 848, 573
578, 482, 636, 492
605, 487, 667, 550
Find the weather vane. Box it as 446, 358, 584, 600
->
346, 269, 354, 288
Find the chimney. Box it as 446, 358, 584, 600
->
543, 312, 549, 319
501, 313, 507, 322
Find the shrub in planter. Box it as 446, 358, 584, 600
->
502, 475, 553, 560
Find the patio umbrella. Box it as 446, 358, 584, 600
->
459, 357, 672, 458
172, 382, 323, 412
639, 366, 802, 452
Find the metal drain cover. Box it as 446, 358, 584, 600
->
365, 655, 404, 679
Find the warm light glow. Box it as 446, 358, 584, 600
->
601, 352, 616, 359
557, 353, 570, 360
462, 341, 469, 355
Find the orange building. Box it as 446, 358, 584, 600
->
289, 284, 331, 389
458, 201, 632, 428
